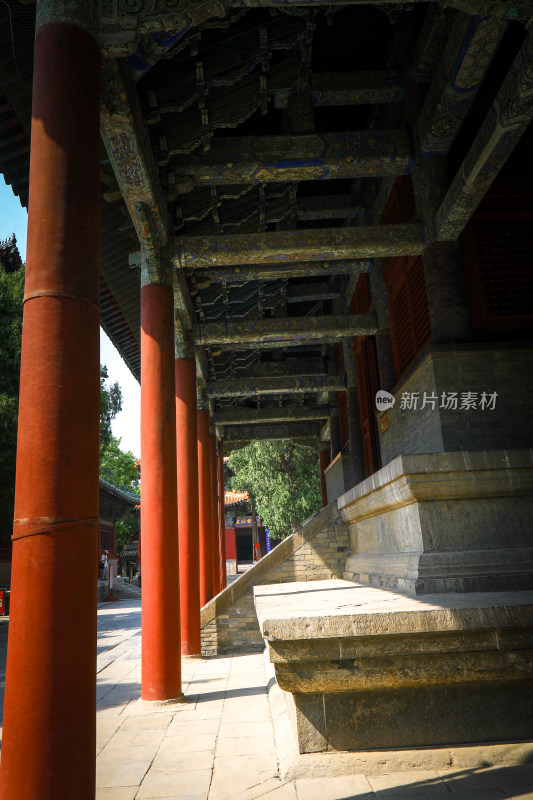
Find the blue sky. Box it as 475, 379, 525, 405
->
1, 177, 141, 456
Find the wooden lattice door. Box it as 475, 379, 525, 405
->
462, 210, 533, 338
381, 176, 432, 380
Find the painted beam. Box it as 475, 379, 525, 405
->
206, 375, 345, 398
100, 0, 532, 53
177, 224, 425, 268
296, 196, 365, 222
100, 63, 195, 336
232, 0, 526, 16
286, 283, 340, 303
171, 131, 413, 185
417, 13, 507, 157
249, 358, 325, 377
100, 60, 168, 249
274, 72, 404, 109
234, 0, 533, 24
224, 421, 322, 443
435, 32, 533, 241
196, 314, 377, 348
189, 260, 369, 282
214, 405, 331, 425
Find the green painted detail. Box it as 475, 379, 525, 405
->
224, 421, 321, 443
196, 314, 378, 347
214, 406, 332, 425
435, 32, 533, 241
191, 260, 368, 282
171, 130, 413, 186
207, 375, 346, 398
177, 225, 425, 269
417, 15, 507, 158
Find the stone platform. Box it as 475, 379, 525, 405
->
339, 449, 533, 594
255, 580, 533, 754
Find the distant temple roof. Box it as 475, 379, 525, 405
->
99, 478, 140, 523
0, 234, 22, 273
224, 490, 249, 507
99, 477, 140, 505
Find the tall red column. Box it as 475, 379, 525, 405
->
198, 403, 214, 606
141, 279, 181, 701
218, 443, 227, 590
210, 433, 220, 594
0, 8, 100, 799
175, 352, 201, 655
319, 446, 330, 508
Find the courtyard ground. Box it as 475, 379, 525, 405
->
0, 599, 532, 799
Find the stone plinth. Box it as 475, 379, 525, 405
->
378, 345, 533, 467
255, 580, 533, 753
339, 449, 533, 594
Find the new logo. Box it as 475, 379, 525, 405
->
375, 390, 395, 412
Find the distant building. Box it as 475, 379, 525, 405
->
224, 490, 265, 573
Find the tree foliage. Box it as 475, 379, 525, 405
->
100, 434, 140, 495
99, 434, 140, 556
228, 440, 321, 539
0, 260, 24, 543
100, 365, 122, 454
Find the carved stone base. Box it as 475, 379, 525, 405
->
339, 449, 533, 594
255, 580, 533, 754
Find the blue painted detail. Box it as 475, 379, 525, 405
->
128, 43, 151, 73
153, 28, 189, 47
272, 159, 323, 169
402, 156, 415, 175
129, 28, 189, 74
265, 530, 271, 553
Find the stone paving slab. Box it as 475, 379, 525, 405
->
2, 598, 533, 799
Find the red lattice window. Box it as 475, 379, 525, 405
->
409, 256, 432, 352
380, 176, 417, 273
463, 211, 533, 337
350, 273, 371, 314
349, 272, 381, 476
385, 255, 431, 380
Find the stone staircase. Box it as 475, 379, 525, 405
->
200, 500, 350, 655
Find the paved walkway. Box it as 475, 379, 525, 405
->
2, 600, 533, 799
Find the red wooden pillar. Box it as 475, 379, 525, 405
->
319, 446, 330, 507
0, 8, 100, 798
198, 403, 214, 606
210, 433, 220, 594
141, 278, 181, 701
175, 352, 201, 655
218, 442, 227, 590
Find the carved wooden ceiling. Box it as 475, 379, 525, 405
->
0, 0, 531, 450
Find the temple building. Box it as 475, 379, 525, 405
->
224, 489, 266, 570
0, 0, 532, 797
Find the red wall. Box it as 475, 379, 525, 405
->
225, 527, 236, 560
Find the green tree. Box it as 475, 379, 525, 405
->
100, 365, 122, 454
100, 434, 140, 494
228, 440, 321, 539
0, 259, 24, 544
99, 434, 140, 555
